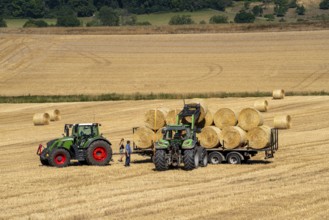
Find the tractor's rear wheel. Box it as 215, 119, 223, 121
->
86, 140, 112, 166
49, 149, 70, 168
200, 148, 208, 167
40, 149, 49, 166
183, 149, 199, 170
154, 150, 168, 171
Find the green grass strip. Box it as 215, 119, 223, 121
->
0, 91, 328, 103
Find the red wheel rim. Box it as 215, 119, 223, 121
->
93, 147, 107, 161
54, 153, 66, 165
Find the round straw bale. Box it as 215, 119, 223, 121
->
199, 126, 221, 149
46, 109, 61, 121
166, 109, 180, 125
133, 127, 155, 149
247, 125, 272, 149
220, 126, 247, 149
154, 127, 165, 142
184, 99, 208, 123
33, 113, 50, 126
197, 111, 214, 128
253, 100, 268, 112
144, 108, 169, 130
238, 108, 264, 131
272, 89, 285, 99
274, 115, 291, 129
213, 108, 237, 129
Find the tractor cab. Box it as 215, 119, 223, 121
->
64, 123, 101, 138
162, 125, 191, 141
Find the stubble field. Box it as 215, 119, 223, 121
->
0, 30, 329, 219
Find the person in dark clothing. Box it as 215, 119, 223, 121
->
125, 140, 132, 167
118, 138, 125, 162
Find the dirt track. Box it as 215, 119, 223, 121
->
1, 30, 329, 96
1, 96, 329, 219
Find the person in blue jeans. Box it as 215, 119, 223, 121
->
125, 140, 132, 167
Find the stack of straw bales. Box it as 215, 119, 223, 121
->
133, 96, 292, 150
33, 109, 61, 126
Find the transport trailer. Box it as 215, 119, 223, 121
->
207, 128, 279, 164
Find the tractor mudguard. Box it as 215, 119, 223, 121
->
84, 137, 112, 149
155, 139, 169, 149
182, 139, 196, 149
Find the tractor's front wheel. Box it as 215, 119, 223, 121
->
86, 140, 112, 166
183, 149, 199, 171
154, 150, 168, 171
49, 149, 71, 168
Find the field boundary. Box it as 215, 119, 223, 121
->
1, 22, 329, 35
0, 91, 328, 103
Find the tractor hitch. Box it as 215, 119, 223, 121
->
36, 144, 44, 155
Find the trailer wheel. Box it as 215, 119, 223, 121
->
226, 152, 243, 164
40, 150, 49, 166
86, 140, 112, 166
154, 150, 168, 171
183, 149, 199, 170
200, 149, 208, 167
208, 152, 224, 164
49, 148, 71, 168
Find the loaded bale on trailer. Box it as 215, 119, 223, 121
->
133, 127, 155, 149
213, 108, 237, 129
166, 109, 180, 125
197, 110, 214, 128
247, 125, 272, 149
144, 108, 169, 130
219, 126, 247, 149
199, 126, 221, 149
238, 107, 264, 131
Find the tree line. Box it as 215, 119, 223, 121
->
0, 0, 233, 18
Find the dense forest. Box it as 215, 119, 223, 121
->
0, 0, 233, 18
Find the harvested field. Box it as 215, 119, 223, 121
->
1, 30, 329, 96
1, 96, 329, 219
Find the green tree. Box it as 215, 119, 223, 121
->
209, 15, 228, 24
320, 0, 329, 9
23, 19, 48, 27
252, 5, 263, 17
288, 0, 297, 8
98, 6, 119, 26
169, 15, 195, 25
296, 4, 305, 15
68, 0, 96, 17
0, 17, 7, 27
234, 10, 255, 23
274, 0, 289, 16
11, 0, 45, 18
56, 7, 81, 27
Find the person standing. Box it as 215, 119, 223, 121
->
125, 140, 132, 167
118, 138, 125, 162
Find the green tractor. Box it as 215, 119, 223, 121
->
37, 123, 112, 167
154, 104, 208, 171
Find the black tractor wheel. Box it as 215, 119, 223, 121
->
49, 148, 71, 168
154, 150, 168, 171
208, 152, 225, 164
183, 149, 199, 171
200, 148, 208, 167
86, 140, 112, 166
226, 152, 243, 164
40, 150, 49, 166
